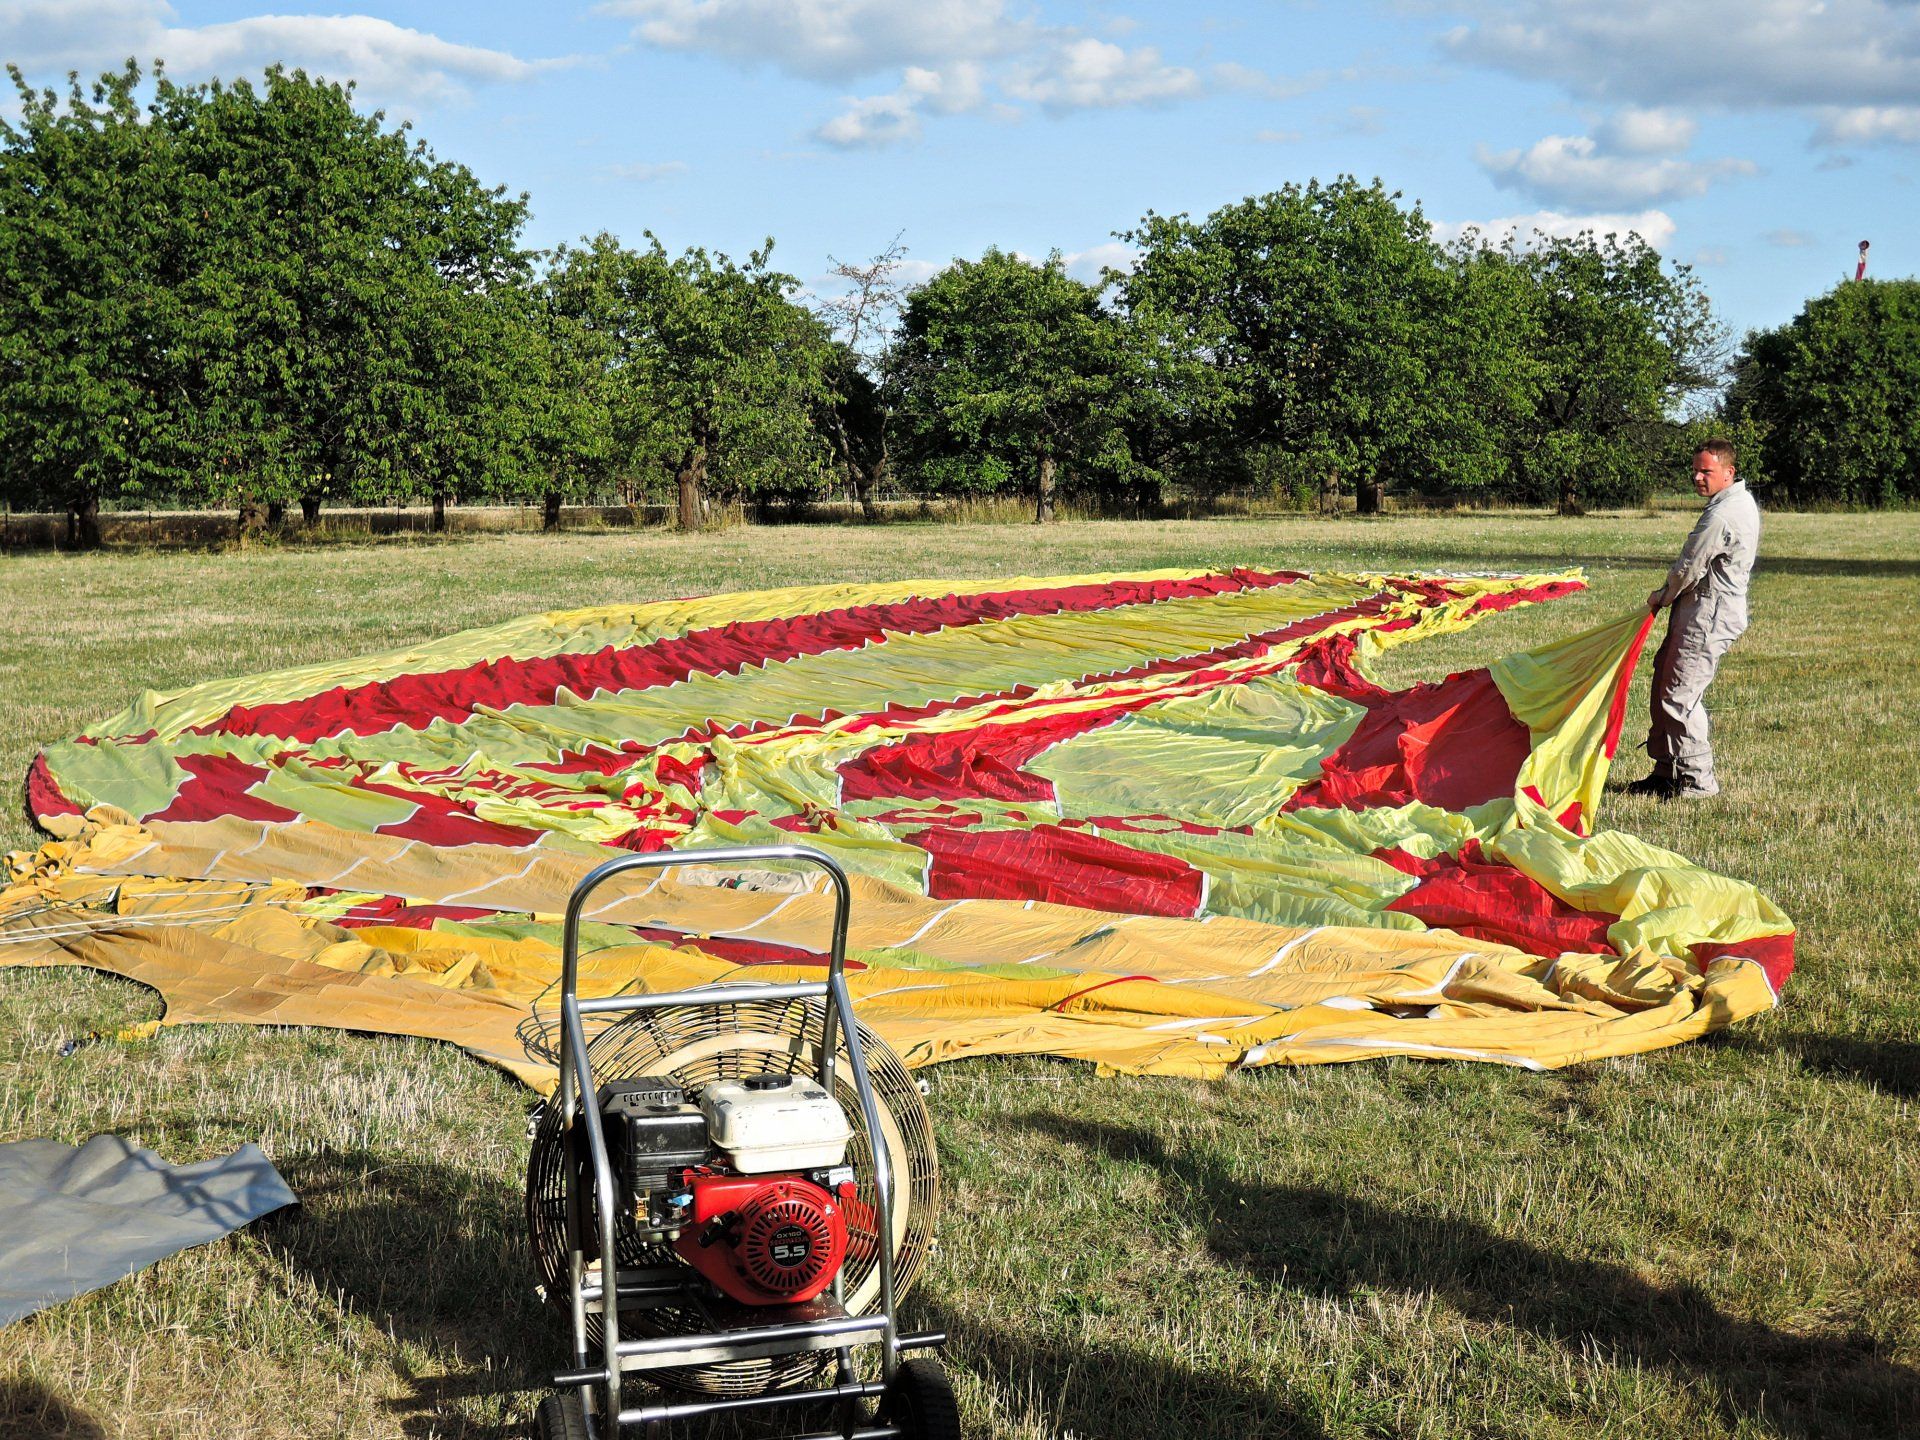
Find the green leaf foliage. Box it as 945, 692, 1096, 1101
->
893, 248, 1141, 519
0, 62, 532, 535
544, 234, 834, 524
1730, 278, 1920, 506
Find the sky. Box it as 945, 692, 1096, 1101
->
4, 0, 1916, 341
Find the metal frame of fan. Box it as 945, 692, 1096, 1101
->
527, 844, 952, 1438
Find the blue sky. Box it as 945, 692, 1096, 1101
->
5, 1, 1917, 340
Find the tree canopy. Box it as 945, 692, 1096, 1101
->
895, 248, 1140, 521
1730, 278, 1920, 506
12, 62, 1878, 540
0, 61, 532, 540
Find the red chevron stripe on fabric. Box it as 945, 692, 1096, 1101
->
191, 570, 1305, 743
348, 776, 545, 848
1465, 579, 1588, 616
145, 753, 302, 824
1286, 666, 1532, 813
1604, 613, 1659, 758
1690, 933, 1795, 993
839, 705, 1114, 803
835, 598, 1401, 805
1377, 841, 1620, 955
25, 752, 84, 821
909, 822, 1207, 916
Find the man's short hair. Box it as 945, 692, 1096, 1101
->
1695, 437, 1736, 468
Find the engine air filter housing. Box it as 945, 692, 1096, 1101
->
700, 1073, 851, 1173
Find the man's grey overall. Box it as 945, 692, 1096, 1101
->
1648, 480, 1761, 795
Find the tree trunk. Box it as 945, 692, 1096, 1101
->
543, 489, 562, 531
676, 447, 707, 532
266, 500, 286, 527
236, 494, 267, 540
67, 494, 101, 550
1356, 480, 1384, 515
1134, 477, 1162, 517
1035, 453, 1057, 524
1557, 472, 1584, 517
301, 494, 321, 525
857, 455, 884, 523
1319, 471, 1341, 516
431, 492, 447, 532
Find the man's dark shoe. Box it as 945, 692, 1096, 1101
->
1622, 773, 1678, 798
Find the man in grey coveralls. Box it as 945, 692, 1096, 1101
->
1628, 439, 1760, 799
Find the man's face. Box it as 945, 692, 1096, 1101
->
1691, 451, 1735, 498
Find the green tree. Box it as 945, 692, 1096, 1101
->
511, 279, 617, 529
1117, 178, 1489, 513
1504, 231, 1720, 514
0, 63, 191, 545
894, 249, 1139, 522
162, 66, 530, 531
1729, 278, 1920, 505
547, 234, 834, 530
0, 62, 532, 541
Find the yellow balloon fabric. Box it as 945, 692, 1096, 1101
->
3, 567, 1791, 1088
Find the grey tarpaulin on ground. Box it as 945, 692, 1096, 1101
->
0, 1133, 297, 1325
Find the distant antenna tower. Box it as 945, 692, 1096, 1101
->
1855, 239, 1870, 281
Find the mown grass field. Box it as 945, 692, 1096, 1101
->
2, 510, 1917, 1440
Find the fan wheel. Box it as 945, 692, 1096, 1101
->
526, 995, 939, 1398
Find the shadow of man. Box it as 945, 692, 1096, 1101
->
262, 1144, 559, 1439
0, 1379, 108, 1440
1020, 1112, 1920, 1440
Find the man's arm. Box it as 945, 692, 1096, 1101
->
1649, 508, 1728, 611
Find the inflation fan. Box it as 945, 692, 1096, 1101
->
525, 844, 959, 1439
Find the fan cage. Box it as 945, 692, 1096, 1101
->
526, 996, 939, 1397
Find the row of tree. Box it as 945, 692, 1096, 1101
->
1, 63, 1911, 546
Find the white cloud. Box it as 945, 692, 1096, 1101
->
606, 0, 1318, 145
1478, 131, 1756, 208
1004, 39, 1200, 112
1766, 228, 1816, 248
815, 90, 922, 148
1254, 127, 1303, 144
601, 0, 1027, 83
608, 160, 688, 181
902, 61, 987, 114
1812, 105, 1920, 146
1443, 0, 1920, 126
814, 62, 988, 148
1595, 106, 1696, 156
1433, 207, 1679, 250
1059, 239, 1138, 283
1212, 60, 1321, 102
889, 258, 946, 286
0, 1, 564, 102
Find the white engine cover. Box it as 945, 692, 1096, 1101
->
699, 1074, 851, 1174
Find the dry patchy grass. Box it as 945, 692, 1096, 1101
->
1, 511, 1916, 1439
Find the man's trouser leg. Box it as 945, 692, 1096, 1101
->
1650, 610, 1732, 794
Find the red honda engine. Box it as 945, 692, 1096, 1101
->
673, 1172, 854, 1305
598, 1070, 859, 1308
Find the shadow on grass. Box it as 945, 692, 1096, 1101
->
260, 1147, 836, 1440
0, 1379, 108, 1439
1713, 1028, 1920, 1100
1021, 1113, 1920, 1440
1783, 1035, 1920, 1097
262, 1146, 558, 1439
914, 1295, 1330, 1440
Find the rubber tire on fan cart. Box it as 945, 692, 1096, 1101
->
877, 1357, 961, 1440
534, 1392, 589, 1440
